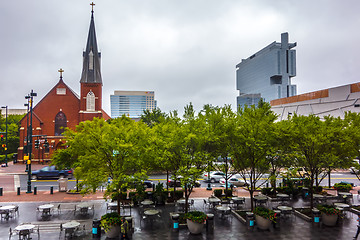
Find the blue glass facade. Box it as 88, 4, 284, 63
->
236, 33, 297, 109
110, 91, 156, 119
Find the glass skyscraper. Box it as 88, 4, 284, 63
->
110, 91, 157, 119
236, 32, 297, 109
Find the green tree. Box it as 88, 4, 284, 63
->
53, 116, 151, 213
141, 108, 167, 128
0, 114, 24, 158
230, 101, 278, 211
289, 114, 355, 209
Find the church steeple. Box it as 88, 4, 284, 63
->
80, 3, 102, 84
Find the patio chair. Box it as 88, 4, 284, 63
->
203, 199, 210, 211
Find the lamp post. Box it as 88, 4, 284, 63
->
24, 99, 29, 172
1, 106, 8, 167
26, 90, 37, 193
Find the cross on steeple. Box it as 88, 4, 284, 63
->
58, 68, 64, 78
90, 2, 95, 12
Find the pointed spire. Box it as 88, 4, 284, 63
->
80, 3, 102, 84
58, 68, 64, 81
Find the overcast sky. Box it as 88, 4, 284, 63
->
1, 0, 359, 116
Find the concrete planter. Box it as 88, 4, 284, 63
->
186, 219, 204, 234
255, 215, 272, 230
105, 225, 121, 238
321, 213, 338, 226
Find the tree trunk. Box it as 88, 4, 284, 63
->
327, 170, 331, 188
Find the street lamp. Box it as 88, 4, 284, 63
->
1, 106, 8, 167
25, 90, 37, 193
24, 100, 29, 172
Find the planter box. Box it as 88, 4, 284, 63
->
187, 219, 204, 234
294, 209, 312, 222
232, 210, 247, 225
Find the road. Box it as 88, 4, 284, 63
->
18, 171, 360, 192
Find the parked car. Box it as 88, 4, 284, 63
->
31, 166, 73, 180
219, 176, 248, 187
202, 171, 225, 183
167, 176, 201, 188
143, 180, 154, 188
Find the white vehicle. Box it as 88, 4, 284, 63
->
202, 171, 225, 183
219, 176, 248, 187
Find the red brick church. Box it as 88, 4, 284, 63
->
18, 6, 110, 162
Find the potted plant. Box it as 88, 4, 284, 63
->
317, 204, 341, 226
253, 206, 277, 230
100, 212, 122, 238
185, 211, 207, 234
334, 182, 352, 192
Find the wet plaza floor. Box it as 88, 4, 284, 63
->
1, 197, 360, 240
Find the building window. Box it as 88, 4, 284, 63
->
54, 111, 67, 136
56, 88, 66, 95
86, 91, 95, 111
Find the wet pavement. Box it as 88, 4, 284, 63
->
0, 197, 360, 240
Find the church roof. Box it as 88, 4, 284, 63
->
80, 9, 102, 84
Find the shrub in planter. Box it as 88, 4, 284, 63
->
224, 189, 233, 197
314, 186, 323, 193
317, 204, 341, 226
185, 211, 208, 234
213, 189, 222, 198
261, 187, 274, 196
253, 207, 277, 223
169, 190, 184, 200
100, 212, 122, 234
333, 183, 352, 192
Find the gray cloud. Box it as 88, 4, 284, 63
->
1, 0, 359, 116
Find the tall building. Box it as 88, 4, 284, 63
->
236, 32, 297, 109
110, 91, 157, 119
17, 5, 110, 162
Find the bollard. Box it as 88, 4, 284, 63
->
171, 214, 179, 232
50, 186, 53, 194
17, 187, 20, 195
0, 187, 3, 196
34, 186, 37, 195
92, 219, 101, 238
206, 213, 214, 232
273, 210, 281, 229
246, 212, 255, 230
312, 208, 321, 227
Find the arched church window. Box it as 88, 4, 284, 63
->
54, 111, 67, 136
86, 91, 95, 111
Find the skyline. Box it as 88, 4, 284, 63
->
1, 0, 359, 115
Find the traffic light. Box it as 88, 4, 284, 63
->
34, 139, 40, 149
0, 134, 3, 141
44, 139, 49, 153
1, 144, 5, 148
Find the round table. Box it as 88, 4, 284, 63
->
277, 206, 292, 211
144, 209, 159, 216
208, 197, 221, 208
141, 200, 154, 206
15, 224, 36, 239
334, 203, 350, 208
38, 204, 54, 217
77, 203, 92, 214
0, 205, 16, 220
215, 205, 231, 219
63, 221, 80, 229
277, 193, 290, 198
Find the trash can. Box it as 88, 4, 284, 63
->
171, 213, 180, 232
312, 208, 321, 227
92, 219, 101, 238
273, 210, 281, 229
206, 213, 214, 232
246, 212, 255, 230
58, 178, 68, 192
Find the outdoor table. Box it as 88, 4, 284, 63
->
62, 221, 80, 238
177, 199, 187, 211
215, 205, 231, 219
14, 224, 36, 239
277, 205, 293, 219
313, 194, 326, 204
338, 192, 353, 203
231, 197, 245, 209
0, 205, 16, 220
107, 202, 118, 212
141, 200, 154, 206
253, 195, 268, 207
277, 193, 290, 202
76, 202, 92, 215
144, 209, 160, 225
208, 197, 221, 208
334, 203, 350, 208
38, 204, 54, 217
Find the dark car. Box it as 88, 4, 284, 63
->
167, 176, 201, 188
31, 166, 73, 180
143, 180, 154, 188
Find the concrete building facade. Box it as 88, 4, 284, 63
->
236, 32, 297, 109
271, 82, 360, 121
